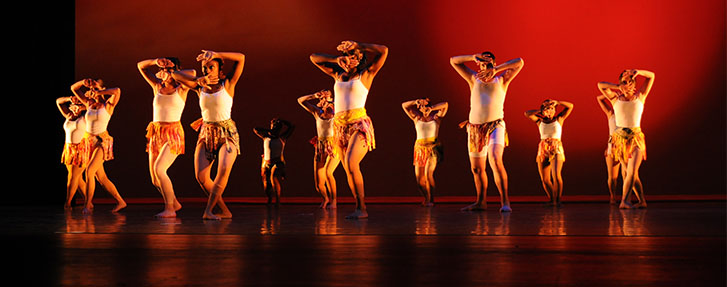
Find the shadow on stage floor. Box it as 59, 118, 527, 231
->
6, 201, 726, 286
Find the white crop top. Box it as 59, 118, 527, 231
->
200, 86, 232, 122
263, 137, 284, 160
613, 98, 644, 128
539, 121, 562, 140
315, 116, 334, 138
153, 90, 185, 122
469, 75, 506, 124
334, 77, 368, 113
415, 120, 439, 139
64, 116, 86, 144
85, 106, 111, 135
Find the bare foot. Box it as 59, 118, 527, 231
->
499, 204, 512, 213
319, 199, 329, 209
203, 212, 221, 220
82, 206, 93, 215
619, 201, 634, 209
326, 201, 337, 209
215, 211, 232, 219
173, 200, 182, 211
461, 203, 486, 211
609, 196, 617, 205
112, 202, 127, 213
155, 209, 177, 218
64, 203, 72, 210
422, 201, 434, 207
345, 210, 368, 219
633, 201, 647, 209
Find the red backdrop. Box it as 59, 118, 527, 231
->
41, 0, 725, 202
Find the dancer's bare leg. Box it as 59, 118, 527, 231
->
488, 144, 511, 212
414, 166, 431, 206
462, 155, 488, 211
262, 172, 273, 205
325, 156, 340, 209
552, 157, 564, 206
95, 165, 126, 212
83, 148, 102, 214
195, 143, 232, 219
537, 160, 554, 204
84, 147, 126, 214
632, 172, 646, 208
620, 148, 644, 209
342, 132, 369, 219
314, 160, 329, 208
65, 164, 86, 208
271, 166, 282, 205
152, 144, 181, 218
605, 155, 620, 204
621, 166, 642, 204
425, 159, 437, 206
201, 146, 237, 220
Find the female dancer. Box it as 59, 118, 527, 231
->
450, 51, 524, 212
298, 90, 340, 208
173, 50, 245, 220
597, 95, 642, 205
71, 79, 126, 214
598, 69, 654, 209
524, 99, 573, 206
402, 98, 448, 206
310, 40, 388, 219
254, 118, 295, 205
137, 57, 195, 218
57, 96, 87, 209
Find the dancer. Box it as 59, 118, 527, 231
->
137, 57, 196, 218
254, 118, 295, 205
57, 96, 87, 209
71, 79, 127, 214
298, 90, 340, 209
173, 50, 245, 220
597, 95, 642, 205
310, 40, 388, 219
524, 99, 573, 206
598, 69, 654, 209
402, 98, 448, 206
450, 51, 523, 212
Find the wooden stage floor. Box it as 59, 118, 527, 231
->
6, 200, 725, 286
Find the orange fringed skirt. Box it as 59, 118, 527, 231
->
61, 142, 88, 167
83, 131, 114, 161
466, 119, 508, 153
146, 121, 185, 159
333, 108, 375, 156
413, 137, 443, 167
536, 138, 565, 163
191, 118, 240, 161
310, 136, 336, 163
612, 127, 646, 164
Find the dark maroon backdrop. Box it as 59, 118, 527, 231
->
35, 0, 725, 204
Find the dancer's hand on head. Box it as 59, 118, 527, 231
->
196, 50, 216, 62
337, 40, 358, 53
320, 90, 332, 98
156, 58, 174, 68
83, 78, 95, 88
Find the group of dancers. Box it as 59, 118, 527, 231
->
58, 40, 654, 220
